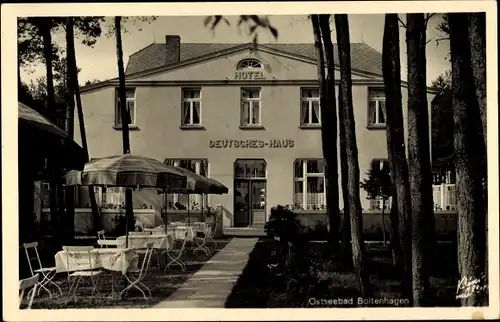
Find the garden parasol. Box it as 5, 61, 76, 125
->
158, 168, 228, 224
65, 154, 188, 247
18, 102, 87, 172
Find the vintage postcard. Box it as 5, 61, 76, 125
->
2, 1, 498, 321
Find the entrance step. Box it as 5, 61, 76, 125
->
224, 226, 266, 237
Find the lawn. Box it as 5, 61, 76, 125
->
225, 238, 460, 308
20, 238, 232, 309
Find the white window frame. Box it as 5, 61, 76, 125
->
294, 159, 326, 210
181, 88, 202, 126
368, 89, 386, 126
237, 59, 263, 70
300, 88, 321, 126
167, 159, 210, 209
115, 88, 136, 127
241, 88, 262, 126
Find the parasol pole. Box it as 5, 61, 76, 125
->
201, 193, 205, 222
187, 194, 191, 225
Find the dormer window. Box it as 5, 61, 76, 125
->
237, 59, 263, 70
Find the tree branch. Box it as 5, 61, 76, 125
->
398, 17, 407, 29
435, 37, 450, 45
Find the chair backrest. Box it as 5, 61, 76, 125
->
19, 274, 39, 309
62, 246, 95, 273
178, 231, 189, 252
23, 242, 43, 277
97, 230, 107, 248
97, 239, 123, 248
138, 243, 154, 278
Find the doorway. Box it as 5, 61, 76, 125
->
233, 159, 267, 227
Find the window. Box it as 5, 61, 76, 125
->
181, 88, 202, 126
241, 88, 261, 126
293, 159, 326, 210
115, 88, 136, 126
234, 159, 267, 179
369, 159, 391, 210
164, 159, 209, 210
300, 88, 321, 126
237, 59, 263, 70
367, 89, 386, 127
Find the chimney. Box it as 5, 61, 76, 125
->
165, 35, 180, 65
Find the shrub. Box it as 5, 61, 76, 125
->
264, 205, 303, 244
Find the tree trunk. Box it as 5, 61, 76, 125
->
334, 14, 372, 297
115, 16, 135, 246
407, 13, 434, 306
467, 13, 486, 149
448, 13, 488, 307
389, 195, 400, 266
39, 19, 61, 247
382, 13, 412, 302
64, 17, 76, 244
381, 199, 387, 246
66, 18, 102, 233
338, 84, 352, 263
318, 14, 341, 250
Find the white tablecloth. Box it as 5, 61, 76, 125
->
165, 226, 197, 241
55, 248, 139, 275
116, 235, 171, 250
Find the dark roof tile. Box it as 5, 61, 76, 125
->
125, 42, 382, 77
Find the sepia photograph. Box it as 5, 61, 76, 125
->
2, 1, 498, 321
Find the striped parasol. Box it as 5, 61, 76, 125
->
65, 154, 187, 189
18, 102, 87, 171
205, 177, 229, 195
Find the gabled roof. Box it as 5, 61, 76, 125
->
125, 42, 383, 77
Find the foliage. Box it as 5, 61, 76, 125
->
360, 168, 392, 202
264, 205, 304, 243
204, 15, 278, 44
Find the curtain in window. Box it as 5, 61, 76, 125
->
307, 177, 325, 209
252, 101, 260, 124
312, 101, 320, 124
200, 160, 208, 177
183, 102, 191, 125
294, 180, 304, 209
294, 160, 303, 178
126, 101, 134, 124
301, 101, 309, 124
115, 101, 122, 125
241, 101, 250, 125
378, 100, 386, 124
368, 100, 377, 125
192, 102, 200, 124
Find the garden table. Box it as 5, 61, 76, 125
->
55, 248, 139, 275
116, 235, 171, 250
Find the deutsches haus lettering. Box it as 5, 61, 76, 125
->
209, 139, 294, 148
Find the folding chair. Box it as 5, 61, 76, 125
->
19, 274, 39, 309
97, 239, 124, 248
62, 246, 103, 303
97, 230, 107, 248
120, 243, 154, 300
165, 231, 188, 271
193, 226, 212, 256
23, 242, 63, 298
206, 212, 221, 250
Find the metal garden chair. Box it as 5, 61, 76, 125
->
23, 242, 63, 298
19, 274, 39, 309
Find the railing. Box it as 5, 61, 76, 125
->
371, 183, 457, 212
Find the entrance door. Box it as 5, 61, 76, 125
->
233, 159, 267, 227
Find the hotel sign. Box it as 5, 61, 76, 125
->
234, 71, 266, 80
209, 139, 294, 148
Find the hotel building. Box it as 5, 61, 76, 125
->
74, 35, 435, 231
